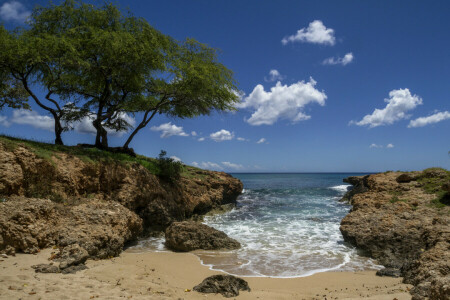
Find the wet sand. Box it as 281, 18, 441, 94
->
0, 248, 412, 299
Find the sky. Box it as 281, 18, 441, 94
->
0, 0, 449, 172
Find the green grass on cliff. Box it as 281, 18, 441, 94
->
0, 135, 208, 181
417, 167, 450, 208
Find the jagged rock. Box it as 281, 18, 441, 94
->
60, 264, 88, 274
340, 170, 450, 299
32, 263, 60, 273
0, 197, 142, 258
165, 221, 240, 252
193, 275, 250, 298
340, 175, 369, 202
376, 268, 401, 278
57, 244, 89, 269
396, 173, 416, 183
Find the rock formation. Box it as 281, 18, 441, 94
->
0, 138, 243, 264
193, 274, 251, 298
165, 221, 240, 251
340, 170, 450, 300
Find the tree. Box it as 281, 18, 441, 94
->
0, 22, 76, 145
1, 0, 239, 150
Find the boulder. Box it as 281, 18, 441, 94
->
57, 244, 89, 269
396, 173, 416, 183
165, 221, 240, 252
193, 275, 250, 298
32, 263, 60, 273
376, 268, 401, 278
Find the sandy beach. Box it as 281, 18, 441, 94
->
0, 248, 412, 300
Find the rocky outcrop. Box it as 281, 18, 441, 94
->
193, 275, 251, 298
340, 175, 369, 202
165, 221, 240, 251
0, 140, 243, 258
0, 142, 243, 230
0, 197, 142, 257
340, 170, 450, 300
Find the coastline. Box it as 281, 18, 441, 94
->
0, 248, 412, 300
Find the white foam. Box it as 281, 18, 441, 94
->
329, 184, 352, 193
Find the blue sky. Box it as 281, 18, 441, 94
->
1, 0, 449, 172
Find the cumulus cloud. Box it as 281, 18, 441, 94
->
198, 137, 205, 142
369, 143, 383, 148
256, 138, 266, 144
191, 161, 223, 171
265, 69, 284, 82
151, 122, 188, 138
238, 78, 326, 126
0, 1, 30, 22
191, 131, 197, 136
170, 156, 181, 162
350, 89, 422, 128
408, 111, 450, 128
11, 110, 54, 131
210, 129, 234, 142
236, 137, 247, 141
222, 162, 244, 170
386, 144, 394, 148
322, 52, 354, 66
282, 20, 336, 46
0, 115, 10, 127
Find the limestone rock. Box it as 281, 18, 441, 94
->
376, 268, 401, 278
165, 221, 240, 252
32, 263, 60, 273
193, 275, 250, 298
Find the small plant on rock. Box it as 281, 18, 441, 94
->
157, 150, 183, 182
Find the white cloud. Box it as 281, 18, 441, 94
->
265, 69, 284, 82
191, 131, 197, 136
238, 78, 326, 126
408, 111, 450, 128
237, 137, 247, 141
369, 143, 383, 148
386, 144, 394, 148
0, 1, 30, 22
198, 137, 205, 142
0, 115, 10, 127
170, 156, 181, 162
191, 161, 223, 171
222, 162, 244, 170
322, 52, 354, 66
282, 20, 336, 46
151, 122, 188, 138
351, 89, 422, 128
210, 129, 234, 142
256, 138, 266, 144
11, 110, 54, 131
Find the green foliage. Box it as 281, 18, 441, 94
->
156, 150, 183, 181
417, 167, 450, 208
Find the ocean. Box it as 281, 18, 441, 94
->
129, 173, 381, 277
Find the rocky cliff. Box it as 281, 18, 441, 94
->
0, 137, 243, 259
340, 169, 450, 300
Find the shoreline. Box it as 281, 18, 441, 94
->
0, 248, 413, 299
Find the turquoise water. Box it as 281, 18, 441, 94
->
131, 173, 381, 277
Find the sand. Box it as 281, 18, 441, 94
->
0, 248, 412, 299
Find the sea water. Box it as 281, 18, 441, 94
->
129, 173, 381, 277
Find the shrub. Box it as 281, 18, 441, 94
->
157, 150, 183, 181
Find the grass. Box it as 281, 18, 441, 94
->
416, 167, 450, 208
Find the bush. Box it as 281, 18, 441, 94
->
157, 150, 183, 181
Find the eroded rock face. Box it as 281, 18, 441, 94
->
0, 143, 243, 229
0, 197, 142, 259
340, 171, 450, 300
193, 275, 250, 298
165, 221, 240, 252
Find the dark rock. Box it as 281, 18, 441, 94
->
60, 264, 88, 274
58, 244, 89, 269
193, 275, 250, 298
32, 263, 60, 273
341, 175, 369, 203
396, 173, 416, 183
165, 221, 240, 252
376, 268, 401, 278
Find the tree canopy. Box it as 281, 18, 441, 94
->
0, 0, 239, 150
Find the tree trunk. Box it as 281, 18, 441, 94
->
54, 116, 64, 145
